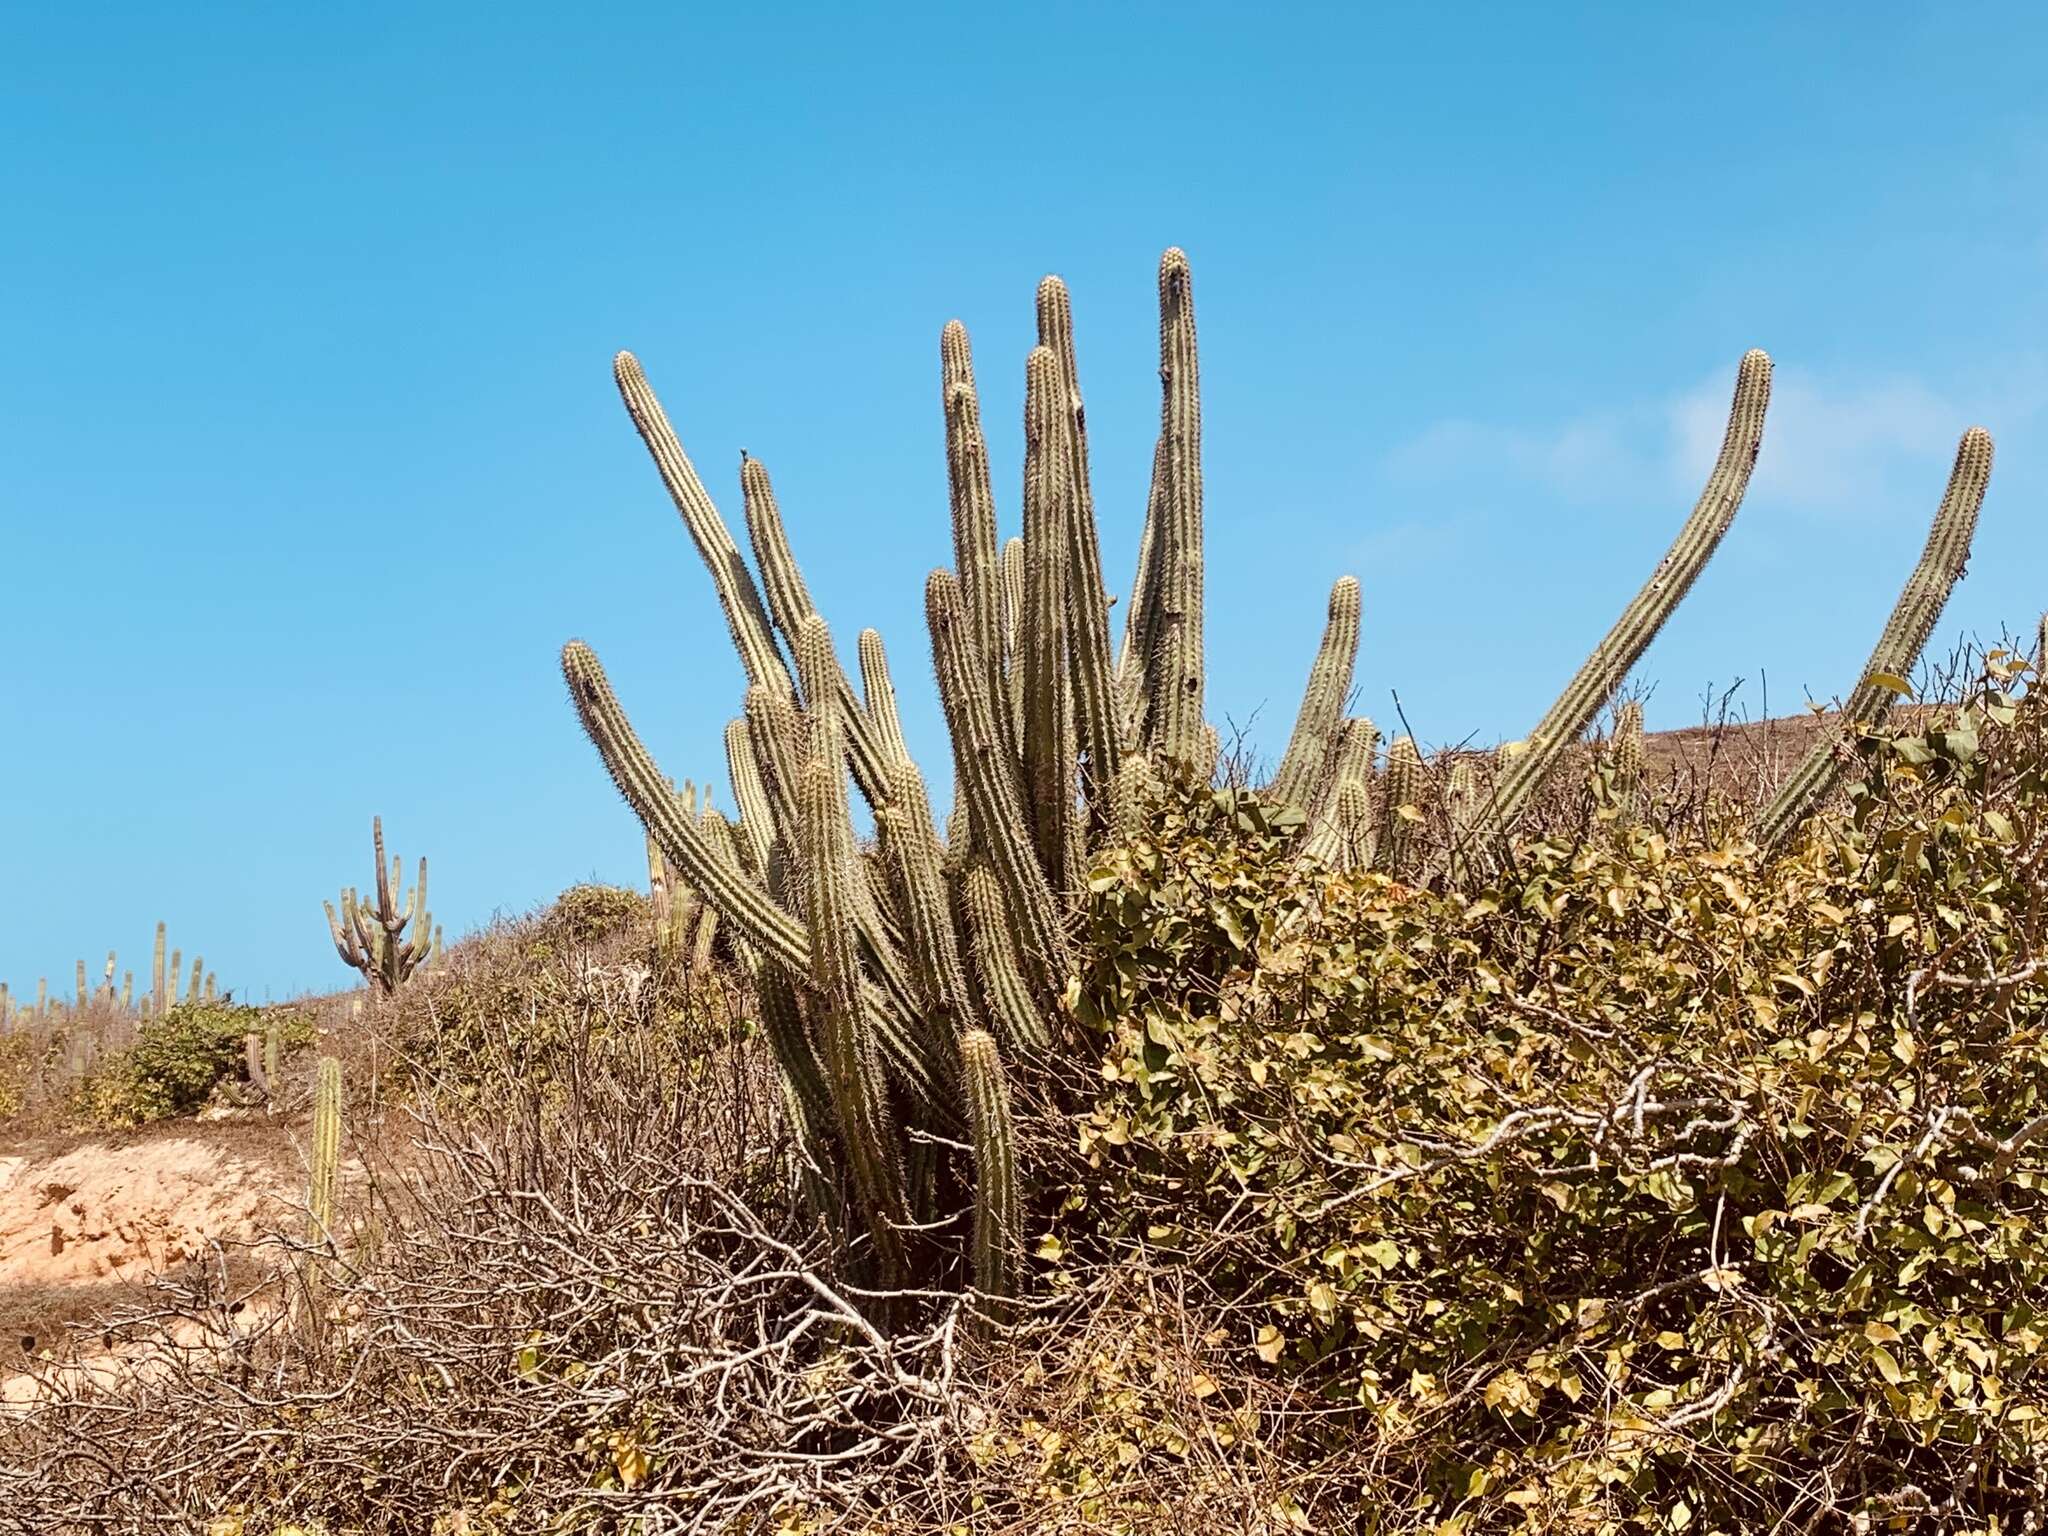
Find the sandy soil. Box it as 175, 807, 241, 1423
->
0, 1123, 303, 1396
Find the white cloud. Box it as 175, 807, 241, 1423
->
1388, 360, 2044, 523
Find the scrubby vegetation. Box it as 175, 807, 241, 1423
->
5, 250, 2041, 1535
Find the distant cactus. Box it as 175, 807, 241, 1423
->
324, 816, 434, 996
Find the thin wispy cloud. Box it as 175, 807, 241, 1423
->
1387, 362, 2044, 523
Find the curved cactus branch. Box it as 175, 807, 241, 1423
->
926, 569, 1073, 1003
1271, 576, 1362, 811
1485, 350, 1772, 832
1755, 427, 1993, 854
613, 352, 791, 697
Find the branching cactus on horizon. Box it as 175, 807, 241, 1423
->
324, 816, 434, 996
559, 248, 2001, 1305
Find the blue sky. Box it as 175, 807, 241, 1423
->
3, 4, 2045, 1000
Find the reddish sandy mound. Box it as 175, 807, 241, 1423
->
0, 1126, 302, 1377
0, 1132, 297, 1291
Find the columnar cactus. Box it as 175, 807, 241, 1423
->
558, 248, 1992, 1306
1481, 351, 1773, 835
152, 922, 167, 1017
1609, 701, 1645, 824
1377, 735, 1425, 881
1271, 577, 1362, 812
960, 1028, 1019, 1302
310, 1055, 342, 1242
324, 816, 434, 996
1754, 429, 1993, 854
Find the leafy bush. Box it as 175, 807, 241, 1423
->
76, 1000, 278, 1126
544, 882, 649, 950
1060, 669, 2048, 1531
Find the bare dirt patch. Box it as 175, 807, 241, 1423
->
0, 1122, 302, 1392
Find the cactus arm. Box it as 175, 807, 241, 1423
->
743, 683, 806, 845
1610, 700, 1645, 826
1375, 735, 1424, 880
1106, 753, 1158, 849
152, 922, 167, 1016
797, 679, 912, 1284
857, 628, 912, 771
613, 351, 792, 696
1115, 436, 1166, 738
960, 861, 1052, 1053
310, 1056, 342, 1242
564, 639, 955, 1124
740, 456, 892, 806
1482, 350, 1771, 831
879, 758, 983, 1038
927, 569, 1073, 1003
941, 321, 1012, 755
1271, 576, 1363, 811
1020, 346, 1082, 896
722, 717, 777, 874
1036, 276, 1125, 798
1303, 718, 1380, 868
1000, 536, 1027, 749
1145, 249, 1207, 769
1755, 427, 1993, 854
566, 640, 811, 969
960, 1029, 1020, 1302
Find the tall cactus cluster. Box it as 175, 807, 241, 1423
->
562, 249, 1999, 1299
324, 816, 440, 996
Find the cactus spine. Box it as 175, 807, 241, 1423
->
960, 1029, 1019, 1302
1754, 428, 1993, 854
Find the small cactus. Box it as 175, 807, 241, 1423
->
310, 1056, 342, 1242
1377, 736, 1424, 881
960, 1029, 1019, 1303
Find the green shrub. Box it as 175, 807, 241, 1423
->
77, 1000, 282, 1126
1060, 669, 2048, 1531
